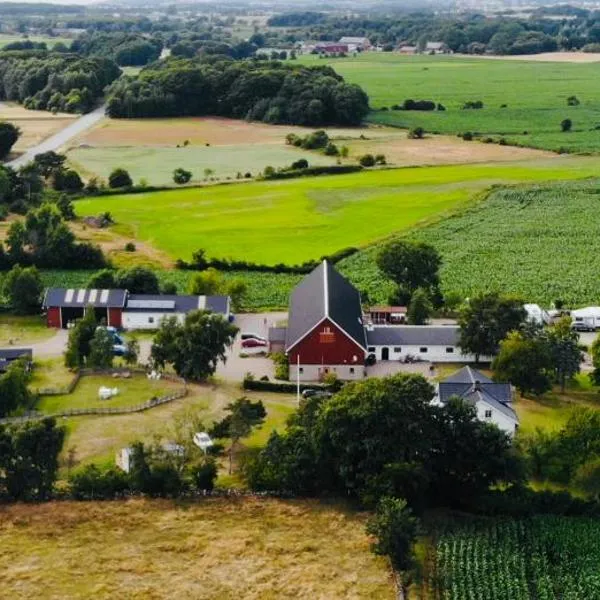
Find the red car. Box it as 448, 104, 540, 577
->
241, 338, 268, 348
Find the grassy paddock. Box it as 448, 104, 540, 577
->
0, 314, 55, 346
0, 498, 394, 600
298, 53, 600, 153
75, 157, 600, 265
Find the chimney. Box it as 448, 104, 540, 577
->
473, 380, 481, 392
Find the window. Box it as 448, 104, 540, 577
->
319, 326, 335, 344
393, 347, 402, 353
446, 347, 454, 353
299, 367, 304, 374
148, 317, 154, 324
484, 410, 492, 418
368, 347, 375, 353
349, 367, 355, 374
419, 347, 428, 353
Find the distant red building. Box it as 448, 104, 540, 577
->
286, 261, 366, 381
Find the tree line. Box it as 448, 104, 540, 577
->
0, 51, 120, 113
106, 56, 369, 126
267, 10, 600, 55
72, 32, 163, 67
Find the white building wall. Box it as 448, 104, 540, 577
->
476, 401, 519, 437
290, 364, 366, 382
122, 311, 186, 330
368, 344, 483, 363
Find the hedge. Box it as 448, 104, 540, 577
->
261, 165, 363, 181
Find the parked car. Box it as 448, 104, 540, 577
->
241, 332, 267, 342
241, 338, 268, 348
97, 326, 126, 355
302, 388, 318, 398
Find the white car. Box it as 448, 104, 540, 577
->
193, 432, 214, 451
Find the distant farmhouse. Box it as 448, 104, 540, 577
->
314, 42, 349, 56
434, 366, 519, 436
270, 261, 485, 382
43, 288, 231, 330
339, 36, 371, 51
424, 41, 450, 54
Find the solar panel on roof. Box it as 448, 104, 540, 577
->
65, 289, 74, 303
76, 289, 86, 303
128, 300, 176, 310
89, 289, 98, 303
100, 290, 109, 304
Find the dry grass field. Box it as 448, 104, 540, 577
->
0, 103, 76, 156
0, 498, 394, 600
66, 116, 549, 185
465, 51, 600, 62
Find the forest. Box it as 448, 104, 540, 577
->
106, 57, 369, 126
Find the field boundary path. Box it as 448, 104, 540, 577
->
7, 104, 106, 169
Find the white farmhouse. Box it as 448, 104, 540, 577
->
434, 366, 519, 436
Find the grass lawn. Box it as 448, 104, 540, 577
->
36, 373, 181, 414
0, 315, 55, 346
0, 34, 72, 49
57, 382, 297, 468
0, 498, 393, 600
298, 53, 600, 153
29, 357, 75, 393
75, 157, 600, 265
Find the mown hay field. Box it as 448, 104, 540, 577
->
0, 499, 394, 600
298, 53, 600, 153
74, 157, 600, 266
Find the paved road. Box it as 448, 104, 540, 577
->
7, 104, 106, 169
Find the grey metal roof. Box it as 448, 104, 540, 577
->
0, 348, 32, 373
438, 366, 516, 421
443, 366, 493, 385
285, 261, 366, 351
44, 288, 127, 309
366, 326, 460, 347
269, 327, 287, 343
125, 294, 229, 315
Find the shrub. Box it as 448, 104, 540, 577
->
567, 95, 580, 106
561, 118, 573, 132
402, 99, 436, 111
124, 242, 136, 252
437, 103, 446, 111
374, 154, 386, 165
324, 142, 339, 156
461, 132, 474, 141
272, 352, 290, 380
462, 100, 484, 109
173, 167, 192, 185
291, 158, 309, 170
408, 127, 425, 140
108, 168, 132, 189
358, 154, 376, 167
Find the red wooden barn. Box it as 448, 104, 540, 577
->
42, 288, 128, 329
286, 261, 366, 381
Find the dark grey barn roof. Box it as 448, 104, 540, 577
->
125, 294, 229, 315
286, 261, 366, 351
438, 367, 516, 421
269, 327, 287, 343
366, 326, 460, 347
44, 288, 127, 309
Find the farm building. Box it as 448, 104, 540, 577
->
434, 366, 519, 435
122, 294, 231, 330
365, 325, 482, 363
268, 327, 287, 354
43, 288, 230, 329
286, 260, 367, 382
398, 45, 417, 54
365, 305, 407, 325
315, 42, 348, 55
0, 348, 32, 373
43, 288, 127, 329
571, 306, 600, 329
339, 36, 371, 51
424, 41, 450, 54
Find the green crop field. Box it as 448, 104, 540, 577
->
341, 178, 600, 306
68, 144, 336, 186
0, 34, 72, 48
298, 53, 600, 153
75, 157, 600, 267
429, 517, 600, 598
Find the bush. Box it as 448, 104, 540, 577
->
408, 127, 425, 140
272, 352, 290, 380
561, 118, 573, 132
374, 154, 386, 165
437, 103, 446, 111
460, 132, 474, 141
324, 142, 339, 156
69, 464, 129, 500
173, 167, 192, 185
567, 95, 580, 106
108, 168, 132, 189
358, 154, 376, 167
124, 242, 136, 252
401, 99, 436, 111
189, 460, 217, 491
291, 158, 309, 170
261, 164, 362, 180
462, 100, 484, 109
243, 376, 332, 394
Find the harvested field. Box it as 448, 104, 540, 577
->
0, 102, 76, 156
464, 51, 600, 62
0, 499, 394, 599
